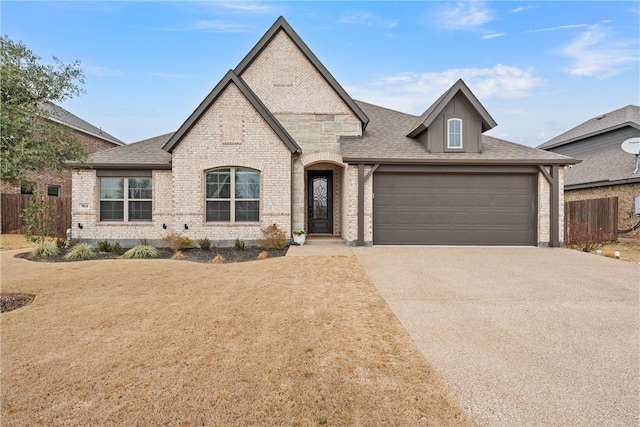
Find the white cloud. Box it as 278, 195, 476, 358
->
216, 2, 278, 14
562, 25, 639, 78
482, 32, 505, 40
152, 72, 192, 79
184, 20, 248, 32
510, 5, 535, 14
526, 24, 588, 33
436, 1, 495, 30
338, 11, 398, 29
87, 66, 123, 77
347, 65, 545, 115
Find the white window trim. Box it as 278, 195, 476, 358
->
99, 177, 153, 222
205, 167, 260, 223
447, 118, 463, 149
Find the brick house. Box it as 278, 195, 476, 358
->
1, 103, 123, 233
71, 17, 576, 247
538, 105, 640, 237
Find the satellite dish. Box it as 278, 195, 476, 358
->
621, 137, 640, 175
621, 137, 640, 155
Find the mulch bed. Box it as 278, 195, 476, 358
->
14, 246, 289, 264
1, 293, 35, 313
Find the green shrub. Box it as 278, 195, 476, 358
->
234, 238, 245, 251
111, 241, 122, 256
63, 243, 96, 261
32, 241, 59, 258
198, 238, 211, 251
257, 224, 286, 250
54, 237, 67, 249
97, 239, 112, 252
162, 231, 193, 251
122, 245, 159, 259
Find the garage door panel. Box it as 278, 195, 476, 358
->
373, 173, 537, 245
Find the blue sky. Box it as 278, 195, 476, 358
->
2, 1, 639, 146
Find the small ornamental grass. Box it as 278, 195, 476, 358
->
97, 239, 112, 252
122, 245, 160, 259
63, 243, 97, 261
32, 241, 59, 258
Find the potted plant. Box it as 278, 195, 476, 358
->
292, 230, 306, 245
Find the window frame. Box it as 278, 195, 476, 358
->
20, 182, 35, 195
205, 167, 260, 223
447, 118, 463, 150
99, 177, 153, 222
47, 185, 60, 197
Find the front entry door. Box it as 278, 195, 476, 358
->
307, 171, 333, 234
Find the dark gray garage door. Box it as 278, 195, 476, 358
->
373, 173, 537, 245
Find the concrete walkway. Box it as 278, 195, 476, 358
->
285, 242, 353, 257
353, 246, 639, 427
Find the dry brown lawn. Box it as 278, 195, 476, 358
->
599, 238, 640, 263
0, 234, 31, 251
1, 248, 469, 426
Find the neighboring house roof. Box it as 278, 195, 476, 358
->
234, 16, 370, 130
40, 102, 124, 146
562, 146, 640, 189
341, 101, 575, 165
538, 105, 640, 150
83, 132, 173, 169
163, 70, 301, 154
407, 79, 497, 138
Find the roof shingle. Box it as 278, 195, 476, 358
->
538, 105, 640, 149
41, 103, 124, 146
341, 101, 576, 165
86, 132, 173, 168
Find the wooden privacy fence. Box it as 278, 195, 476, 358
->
565, 197, 618, 245
1, 194, 71, 236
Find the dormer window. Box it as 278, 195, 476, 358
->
447, 118, 463, 149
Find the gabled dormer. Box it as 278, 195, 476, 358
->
407, 79, 497, 154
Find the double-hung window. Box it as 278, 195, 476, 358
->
99, 178, 152, 222
206, 168, 260, 222
447, 118, 463, 149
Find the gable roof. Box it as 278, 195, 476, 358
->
76, 132, 173, 169
342, 101, 576, 165
234, 16, 369, 130
407, 79, 497, 138
162, 70, 300, 154
41, 102, 124, 146
538, 105, 640, 149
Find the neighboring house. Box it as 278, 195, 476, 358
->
71, 17, 575, 247
538, 105, 640, 237
0, 103, 123, 233
0, 103, 124, 197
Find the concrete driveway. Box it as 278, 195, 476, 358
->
352, 247, 639, 427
